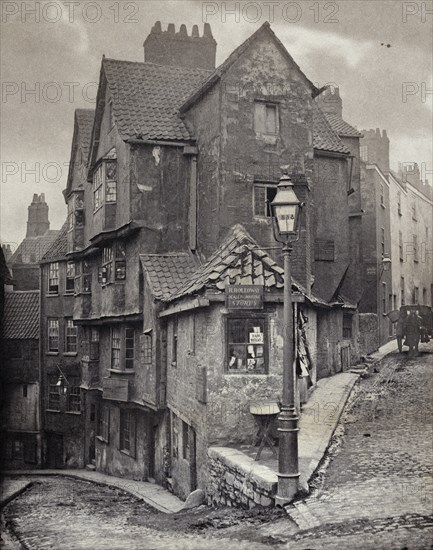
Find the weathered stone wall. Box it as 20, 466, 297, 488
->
207, 447, 276, 508
358, 313, 378, 355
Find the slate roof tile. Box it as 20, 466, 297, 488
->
3, 291, 40, 339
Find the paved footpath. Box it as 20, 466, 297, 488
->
259, 342, 433, 548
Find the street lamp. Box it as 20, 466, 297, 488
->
270, 172, 303, 505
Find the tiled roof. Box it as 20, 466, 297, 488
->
324, 114, 362, 137
3, 291, 39, 339
139, 253, 199, 300
9, 230, 60, 265
103, 58, 211, 141
41, 221, 68, 262
313, 105, 350, 154
75, 109, 95, 160
167, 225, 327, 305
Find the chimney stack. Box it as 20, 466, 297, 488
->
26, 193, 50, 237
316, 85, 343, 119
359, 128, 390, 173
143, 21, 217, 70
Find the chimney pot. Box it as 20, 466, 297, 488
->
153, 21, 162, 33
167, 23, 175, 34
192, 24, 199, 37
203, 22, 213, 38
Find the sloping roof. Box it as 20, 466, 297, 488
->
324, 114, 362, 138
9, 230, 60, 265
139, 253, 199, 300
3, 291, 39, 339
103, 58, 211, 141
0, 248, 13, 284
181, 22, 319, 113
313, 105, 350, 154
75, 109, 95, 160
41, 221, 68, 262
166, 225, 327, 306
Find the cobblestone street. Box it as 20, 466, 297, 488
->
2, 344, 432, 549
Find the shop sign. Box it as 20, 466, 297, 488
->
226, 285, 264, 309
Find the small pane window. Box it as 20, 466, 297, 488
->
98, 405, 110, 442
111, 327, 121, 369
120, 410, 136, 456
343, 313, 353, 339
67, 378, 81, 412
48, 374, 61, 410
143, 332, 152, 364
65, 318, 77, 353
125, 328, 135, 369
48, 262, 59, 294
90, 328, 100, 360
48, 319, 59, 352
227, 318, 266, 374
93, 164, 103, 211
66, 262, 75, 293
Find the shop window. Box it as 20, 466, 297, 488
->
65, 318, 77, 353
253, 184, 277, 217
182, 421, 190, 460
48, 318, 59, 352
67, 378, 81, 412
47, 374, 61, 410
119, 410, 136, 456
227, 317, 266, 374
98, 405, 110, 442
90, 328, 100, 360
254, 102, 278, 134
315, 239, 335, 262
65, 262, 75, 294
342, 313, 353, 339
48, 262, 59, 294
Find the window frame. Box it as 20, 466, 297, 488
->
48, 318, 60, 353
65, 318, 78, 354
110, 326, 135, 371
253, 183, 277, 218
66, 377, 81, 413
48, 262, 60, 295
226, 315, 268, 375
47, 374, 61, 411
92, 157, 118, 212
97, 405, 110, 442
254, 101, 279, 135
119, 410, 136, 457
65, 261, 75, 294
342, 312, 353, 339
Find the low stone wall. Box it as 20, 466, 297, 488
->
207, 447, 277, 508
358, 313, 378, 356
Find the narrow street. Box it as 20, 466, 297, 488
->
2, 344, 432, 549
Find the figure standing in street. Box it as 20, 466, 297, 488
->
396, 313, 406, 353
404, 311, 421, 356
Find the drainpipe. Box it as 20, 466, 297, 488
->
38, 264, 44, 467
184, 146, 198, 251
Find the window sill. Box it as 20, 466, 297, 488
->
75, 291, 92, 296
46, 409, 61, 413
120, 449, 135, 458
65, 411, 81, 416
109, 369, 135, 374
64, 292, 75, 296
226, 372, 268, 376
96, 435, 108, 443
46, 294, 59, 298
46, 351, 59, 356
64, 352, 78, 357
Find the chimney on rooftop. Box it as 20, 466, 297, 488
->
26, 193, 50, 237
143, 21, 217, 70
316, 85, 343, 119
359, 128, 390, 173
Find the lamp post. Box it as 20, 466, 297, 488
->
270, 173, 302, 505
378, 254, 392, 346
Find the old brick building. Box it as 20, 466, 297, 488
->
55, 21, 363, 499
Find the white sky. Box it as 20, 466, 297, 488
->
1, 0, 432, 249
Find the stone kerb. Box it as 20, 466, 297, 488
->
207, 447, 277, 508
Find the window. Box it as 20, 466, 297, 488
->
254, 102, 278, 134
48, 318, 59, 352
380, 183, 384, 207
381, 227, 385, 256
253, 184, 277, 217
143, 332, 152, 364
315, 239, 335, 262
227, 317, 266, 374
182, 421, 190, 460
98, 405, 110, 442
423, 288, 427, 304
399, 231, 403, 261
342, 313, 353, 339
82, 261, 92, 293
65, 319, 77, 353
93, 164, 103, 211
66, 261, 75, 293
125, 328, 135, 369
90, 328, 100, 360
382, 282, 387, 314
48, 262, 59, 294
5, 438, 24, 461
68, 199, 75, 231
397, 192, 402, 215
172, 317, 178, 366
360, 145, 368, 162
23, 384, 28, 398
413, 234, 419, 262
98, 242, 126, 284
413, 287, 419, 304
119, 410, 136, 456
111, 327, 121, 369
412, 202, 417, 221
48, 374, 61, 410
92, 156, 117, 211
67, 378, 81, 412
400, 277, 405, 306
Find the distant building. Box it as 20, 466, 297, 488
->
8, 194, 59, 290
0, 290, 41, 469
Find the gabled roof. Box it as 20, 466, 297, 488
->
3, 291, 39, 339
181, 22, 319, 113
65, 109, 95, 198
103, 58, 210, 142
324, 114, 362, 138
166, 225, 327, 306
313, 104, 350, 154
41, 221, 68, 263
139, 253, 199, 300
9, 230, 60, 265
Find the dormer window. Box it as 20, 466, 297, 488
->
254, 102, 278, 135
92, 151, 117, 212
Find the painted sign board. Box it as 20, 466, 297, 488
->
226, 285, 264, 309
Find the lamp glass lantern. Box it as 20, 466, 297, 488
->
270, 174, 302, 241
382, 254, 391, 272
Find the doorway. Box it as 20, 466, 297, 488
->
46, 433, 64, 469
